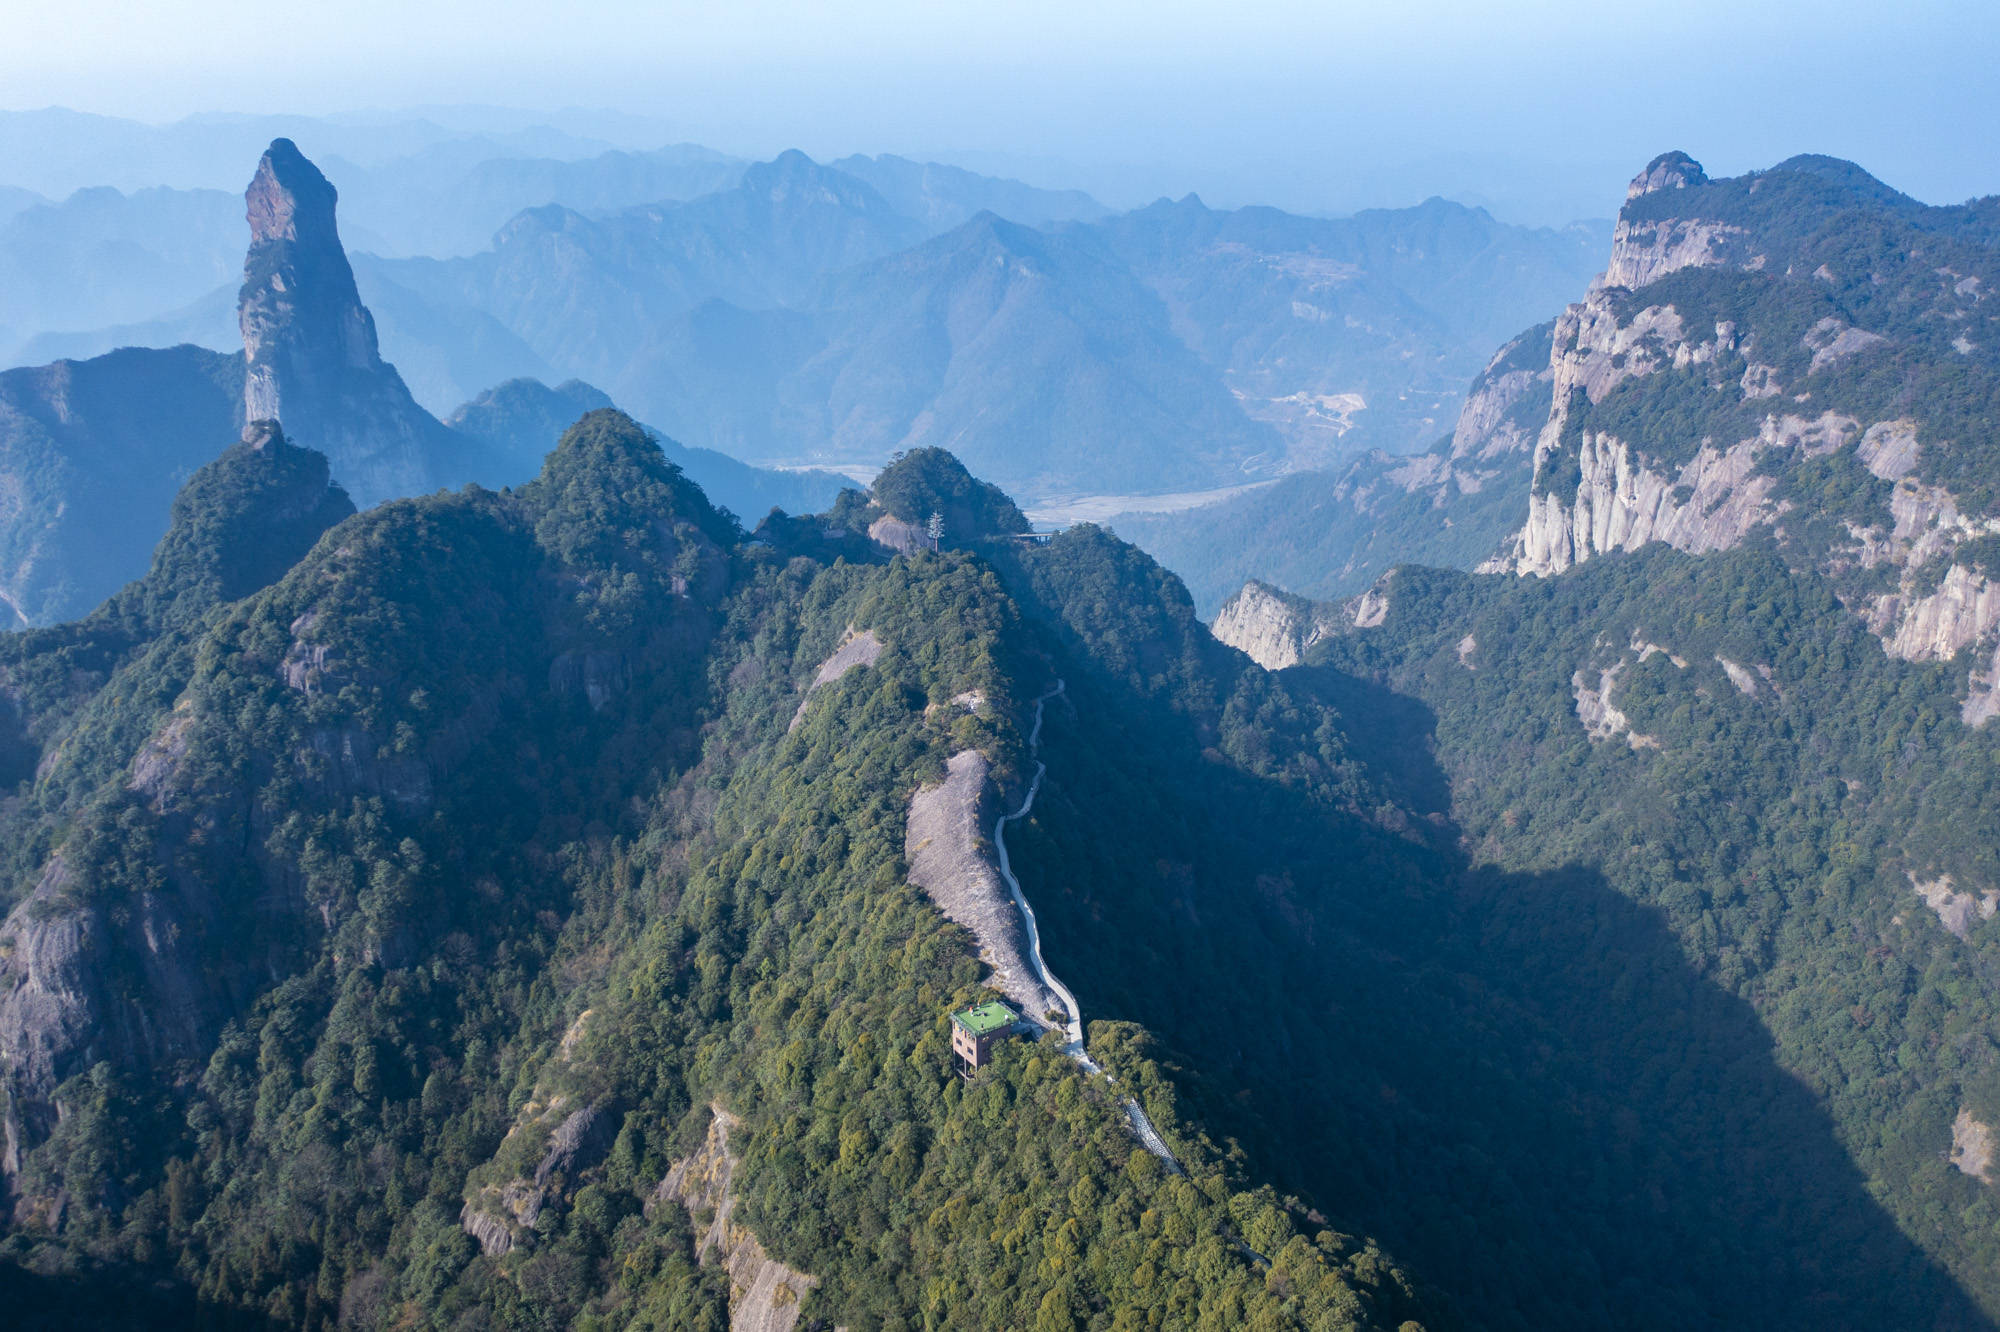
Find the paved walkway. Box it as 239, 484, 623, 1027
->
992, 678, 1181, 1172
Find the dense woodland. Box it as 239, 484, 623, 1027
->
1305, 544, 2000, 1320
0, 420, 1431, 1329
6, 152, 2000, 1329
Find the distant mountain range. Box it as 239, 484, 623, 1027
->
1137, 150, 2000, 615
0, 140, 844, 626
360, 154, 1602, 493
1, 126, 1606, 498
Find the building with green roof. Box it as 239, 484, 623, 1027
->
950, 1001, 1017, 1076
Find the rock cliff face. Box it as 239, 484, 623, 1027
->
1515, 416, 1851, 576
1472, 150, 2000, 720
460, 1011, 617, 1257
0, 854, 226, 1176
1601, 153, 1759, 289
657, 1106, 823, 1332
1210, 580, 1336, 670
790, 625, 883, 731
239, 139, 479, 507
1210, 575, 1397, 668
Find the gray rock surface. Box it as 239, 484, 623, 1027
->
904, 749, 1059, 1019
239, 139, 477, 507
1952, 1108, 1996, 1182
0, 851, 225, 1179
657, 1106, 824, 1332
1210, 580, 1337, 670
1572, 660, 1657, 750
1911, 874, 1998, 940
789, 626, 883, 731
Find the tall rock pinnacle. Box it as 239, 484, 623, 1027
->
237, 139, 474, 507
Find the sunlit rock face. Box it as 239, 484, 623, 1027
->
239, 138, 472, 507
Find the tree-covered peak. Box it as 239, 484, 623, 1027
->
1765, 153, 1917, 209
1620, 149, 1928, 236
522, 408, 738, 628
529, 409, 734, 538
870, 445, 1030, 541
125, 420, 355, 634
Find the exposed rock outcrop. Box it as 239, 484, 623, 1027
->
905, 750, 1060, 1019
1857, 419, 1921, 481
1603, 152, 1758, 290
460, 1009, 616, 1256
1483, 153, 2000, 722
1509, 267, 1863, 576
1910, 874, 1998, 940
0, 853, 228, 1179
1210, 580, 1338, 670
1572, 661, 1657, 750
239, 139, 478, 507
1845, 469, 2000, 716
1952, 1108, 1996, 1183
657, 1106, 823, 1332
1625, 150, 1708, 201
1602, 218, 1753, 290
1350, 585, 1391, 629
1964, 648, 2000, 728
867, 515, 931, 555
460, 1095, 616, 1256
1518, 433, 1780, 576
789, 626, 883, 731
1880, 565, 2000, 663
1715, 657, 1762, 698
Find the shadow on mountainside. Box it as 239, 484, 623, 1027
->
1010, 669, 1993, 1332
0, 1259, 279, 1329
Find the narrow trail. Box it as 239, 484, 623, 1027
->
993, 679, 1181, 1171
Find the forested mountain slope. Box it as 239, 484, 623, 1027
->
1279, 548, 2000, 1324
1117, 321, 1555, 613
0, 420, 1434, 1329
0, 344, 245, 626
1, 413, 1983, 1327
1190, 149, 2000, 1326
442, 376, 847, 522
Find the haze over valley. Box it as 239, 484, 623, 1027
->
5, 4, 2000, 1328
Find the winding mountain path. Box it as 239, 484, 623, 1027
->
992, 679, 1181, 1171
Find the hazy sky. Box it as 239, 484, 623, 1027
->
6, 0, 1996, 222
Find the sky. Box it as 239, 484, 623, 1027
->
5, 0, 1997, 224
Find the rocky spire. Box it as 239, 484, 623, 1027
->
237, 139, 474, 507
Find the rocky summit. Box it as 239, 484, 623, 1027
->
239, 139, 480, 507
